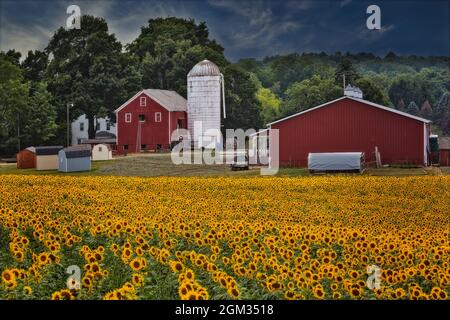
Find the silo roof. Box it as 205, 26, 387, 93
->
188, 60, 221, 77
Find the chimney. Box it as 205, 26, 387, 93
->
344, 84, 363, 99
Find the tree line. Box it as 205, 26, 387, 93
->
238, 53, 450, 135
1, 16, 449, 155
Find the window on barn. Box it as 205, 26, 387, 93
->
125, 113, 132, 123
139, 114, 146, 122
140, 97, 146, 107
141, 144, 147, 150
124, 145, 129, 150
155, 112, 162, 122
80, 122, 84, 131
156, 144, 162, 150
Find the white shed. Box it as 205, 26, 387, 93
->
92, 144, 112, 161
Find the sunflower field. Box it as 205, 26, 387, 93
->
0, 175, 448, 300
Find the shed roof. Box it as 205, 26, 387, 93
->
35, 146, 63, 155
115, 89, 187, 113
267, 96, 431, 126
439, 137, 450, 150
25, 147, 36, 153
94, 143, 112, 151
62, 145, 91, 158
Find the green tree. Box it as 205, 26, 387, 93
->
435, 92, 450, 134
354, 77, 390, 105
406, 101, 420, 116
334, 58, 360, 87
420, 100, 433, 119
46, 15, 137, 142
0, 56, 57, 154
223, 65, 262, 131
256, 87, 281, 125
281, 76, 342, 117
0, 57, 28, 153
388, 74, 432, 109
22, 50, 49, 83
129, 18, 226, 96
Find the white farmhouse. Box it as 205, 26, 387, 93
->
71, 114, 116, 145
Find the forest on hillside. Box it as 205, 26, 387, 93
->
1, 16, 450, 155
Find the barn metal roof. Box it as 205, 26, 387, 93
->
62, 145, 91, 158
267, 96, 431, 126
115, 89, 187, 113
35, 146, 63, 155
188, 60, 221, 77
143, 89, 187, 112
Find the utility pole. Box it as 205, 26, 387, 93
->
17, 114, 20, 152
343, 73, 346, 91
67, 103, 74, 147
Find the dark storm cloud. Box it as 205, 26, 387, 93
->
0, 0, 448, 61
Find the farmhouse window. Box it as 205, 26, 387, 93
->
98, 147, 102, 152
106, 122, 111, 131
155, 112, 162, 122
125, 113, 132, 123
80, 122, 84, 131
96, 121, 100, 131
139, 114, 146, 122
140, 97, 146, 107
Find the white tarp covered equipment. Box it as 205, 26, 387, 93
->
308, 152, 364, 171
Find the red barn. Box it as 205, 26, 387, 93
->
115, 89, 187, 154
268, 96, 431, 167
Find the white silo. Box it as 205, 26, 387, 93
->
187, 60, 226, 149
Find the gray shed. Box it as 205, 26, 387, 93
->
308, 152, 365, 173
58, 145, 91, 172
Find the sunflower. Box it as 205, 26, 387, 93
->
227, 287, 240, 299
131, 273, 144, 287
129, 258, 144, 271
1, 270, 15, 283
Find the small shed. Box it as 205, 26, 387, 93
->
308, 152, 365, 173
92, 144, 112, 161
58, 145, 91, 172
17, 147, 36, 169
35, 146, 63, 170
438, 137, 450, 166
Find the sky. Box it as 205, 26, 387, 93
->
0, 0, 449, 61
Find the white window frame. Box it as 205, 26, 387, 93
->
140, 97, 147, 107
155, 112, 162, 123
125, 113, 132, 123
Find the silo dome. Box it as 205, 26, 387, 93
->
188, 60, 221, 77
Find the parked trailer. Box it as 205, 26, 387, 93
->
308, 152, 365, 173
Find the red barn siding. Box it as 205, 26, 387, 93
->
271, 98, 428, 167
116, 92, 186, 154
440, 150, 450, 166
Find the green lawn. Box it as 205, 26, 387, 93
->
0, 153, 444, 177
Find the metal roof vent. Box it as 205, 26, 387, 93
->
344, 84, 363, 99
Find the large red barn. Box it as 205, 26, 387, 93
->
268, 96, 431, 167
115, 89, 187, 154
